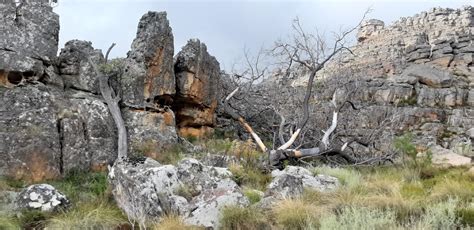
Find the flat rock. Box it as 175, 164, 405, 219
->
430, 145, 472, 167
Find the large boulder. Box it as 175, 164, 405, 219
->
108, 158, 248, 229
0, 0, 59, 86
58, 40, 105, 93
174, 39, 220, 138
265, 166, 339, 199
121, 11, 175, 106
16, 184, 69, 212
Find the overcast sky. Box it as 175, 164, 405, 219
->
53, 0, 472, 71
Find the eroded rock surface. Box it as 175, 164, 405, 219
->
0, 0, 59, 82
122, 11, 175, 106
174, 39, 221, 138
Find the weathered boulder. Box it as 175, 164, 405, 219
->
403, 65, 453, 88
58, 40, 105, 93
121, 11, 175, 106
16, 184, 69, 212
174, 39, 220, 138
0, 0, 59, 86
265, 166, 339, 199
430, 145, 472, 167
108, 158, 248, 229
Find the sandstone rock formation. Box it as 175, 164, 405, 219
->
174, 39, 221, 138
231, 6, 474, 160
108, 158, 249, 229
0, 5, 183, 181
122, 11, 175, 106
121, 11, 178, 156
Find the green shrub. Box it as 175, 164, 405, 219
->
457, 205, 474, 227
220, 205, 268, 230
243, 188, 263, 205
394, 133, 418, 165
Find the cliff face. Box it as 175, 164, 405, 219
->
268, 6, 474, 157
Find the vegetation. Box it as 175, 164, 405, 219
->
1, 137, 473, 229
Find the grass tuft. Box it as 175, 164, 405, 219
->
220, 205, 268, 230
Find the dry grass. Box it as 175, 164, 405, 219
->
152, 215, 203, 230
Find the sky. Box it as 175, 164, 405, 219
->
53, 0, 472, 71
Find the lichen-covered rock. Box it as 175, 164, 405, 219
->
0, 83, 118, 181
123, 108, 177, 159
174, 39, 220, 138
108, 158, 248, 229
0, 0, 59, 85
16, 184, 69, 212
121, 11, 175, 106
266, 166, 339, 198
0, 85, 62, 181
58, 40, 105, 93
184, 178, 249, 229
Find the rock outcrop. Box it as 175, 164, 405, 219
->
174, 39, 221, 138
0, 6, 185, 180
235, 6, 474, 160
108, 158, 248, 229
122, 11, 178, 156
121, 11, 175, 106
0, 0, 59, 87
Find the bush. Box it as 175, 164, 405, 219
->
393, 133, 418, 165
220, 205, 268, 230
243, 188, 263, 205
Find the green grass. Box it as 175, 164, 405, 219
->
243, 188, 263, 205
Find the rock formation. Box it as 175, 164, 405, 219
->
233, 6, 474, 160
121, 11, 175, 106
174, 39, 221, 138
108, 157, 248, 229
0, 2, 224, 181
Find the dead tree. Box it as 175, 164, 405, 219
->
86, 43, 128, 160
223, 12, 376, 168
